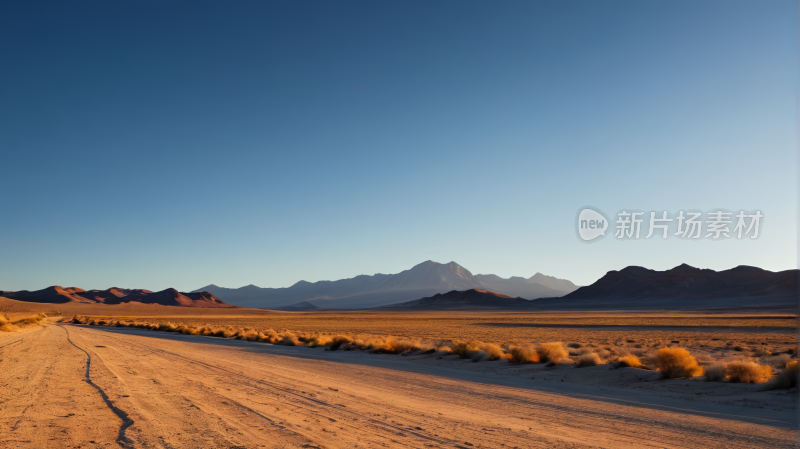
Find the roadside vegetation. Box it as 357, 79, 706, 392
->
0, 313, 48, 332
67, 315, 797, 386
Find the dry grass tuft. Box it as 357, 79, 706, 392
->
507, 346, 540, 364
703, 364, 727, 382
2, 313, 48, 332
616, 354, 643, 368
726, 361, 773, 384
0, 315, 16, 332
475, 343, 504, 362
655, 347, 703, 379
451, 340, 502, 361
575, 352, 602, 367
537, 342, 568, 364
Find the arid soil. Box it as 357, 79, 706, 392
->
1, 320, 796, 449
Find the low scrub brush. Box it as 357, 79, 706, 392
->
575, 353, 602, 367
507, 346, 540, 364
452, 340, 482, 359
726, 361, 773, 384
616, 354, 642, 368
537, 342, 568, 364
655, 347, 703, 379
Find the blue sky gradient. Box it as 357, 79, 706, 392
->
1, 1, 796, 290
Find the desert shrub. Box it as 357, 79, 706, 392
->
279, 335, 302, 346
616, 354, 643, 368
323, 335, 351, 350
764, 361, 799, 390
1, 313, 49, 331
576, 353, 602, 367
157, 323, 177, 332
452, 341, 482, 359
537, 342, 568, 364
0, 315, 17, 332
306, 335, 333, 348
726, 361, 773, 384
432, 339, 451, 352
433, 346, 453, 356
238, 330, 259, 341
655, 347, 703, 379
507, 346, 540, 364
704, 364, 727, 382
385, 338, 421, 354
478, 343, 504, 361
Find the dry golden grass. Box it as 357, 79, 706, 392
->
507, 346, 540, 364
616, 354, 643, 368
65, 313, 799, 376
56, 306, 798, 375
0, 315, 12, 332
655, 348, 703, 379
575, 352, 602, 367
536, 342, 569, 364
725, 361, 773, 384
0, 313, 48, 332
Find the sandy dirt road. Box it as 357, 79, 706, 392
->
0, 324, 796, 449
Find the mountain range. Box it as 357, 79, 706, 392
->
194, 260, 578, 309
0, 286, 234, 308
530, 264, 798, 311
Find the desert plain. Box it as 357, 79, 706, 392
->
0, 297, 797, 449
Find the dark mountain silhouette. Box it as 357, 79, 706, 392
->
275, 301, 321, 311
0, 286, 235, 308
383, 289, 532, 308
532, 264, 798, 311
194, 260, 575, 309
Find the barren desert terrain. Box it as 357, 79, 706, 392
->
0, 302, 797, 449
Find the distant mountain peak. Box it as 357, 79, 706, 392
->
666, 263, 703, 273
191, 260, 578, 309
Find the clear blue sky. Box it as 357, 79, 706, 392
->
0, 1, 796, 291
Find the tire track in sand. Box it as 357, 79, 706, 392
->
58, 325, 135, 448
